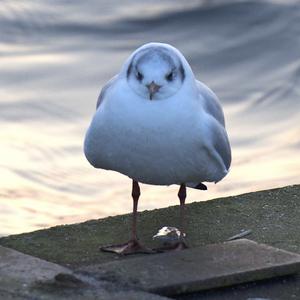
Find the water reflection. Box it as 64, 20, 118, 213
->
0, 0, 299, 235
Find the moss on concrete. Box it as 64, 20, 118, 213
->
0, 185, 299, 269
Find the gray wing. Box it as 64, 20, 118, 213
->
210, 119, 231, 172
197, 80, 231, 172
196, 80, 225, 127
96, 75, 118, 110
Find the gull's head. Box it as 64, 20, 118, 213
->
126, 44, 186, 100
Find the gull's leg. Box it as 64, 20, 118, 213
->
153, 184, 188, 252
174, 183, 188, 249
100, 180, 154, 255
131, 179, 139, 241
178, 184, 187, 242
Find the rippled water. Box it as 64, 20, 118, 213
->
1, 0, 299, 235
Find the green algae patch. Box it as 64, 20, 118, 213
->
0, 185, 299, 269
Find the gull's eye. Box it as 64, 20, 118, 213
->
165, 72, 174, 82
136, 71, 144, 81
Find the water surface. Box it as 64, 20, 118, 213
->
1, 0, 300, 235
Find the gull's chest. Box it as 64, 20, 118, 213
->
85, 94, 215, 185
98, 96, 201, 147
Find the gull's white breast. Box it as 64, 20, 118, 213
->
84, 79, 227, 185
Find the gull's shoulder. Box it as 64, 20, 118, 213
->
96, 75, 118, 110
196, 80, 225, 127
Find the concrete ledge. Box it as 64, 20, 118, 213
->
0, 184, 299, 299
0, 245, 171, 300
82, 239, 300, 296
1, 185, 299, 268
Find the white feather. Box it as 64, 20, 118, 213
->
84, 43, 231, 186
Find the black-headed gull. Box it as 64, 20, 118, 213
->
84, 42, 231, 254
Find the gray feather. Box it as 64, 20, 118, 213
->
197, 80, 231, 172
211, 121, 231, 171
196, 80, 225, 127
96, 75, 118, 109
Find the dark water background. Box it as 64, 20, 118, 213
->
0, 0, 299, 235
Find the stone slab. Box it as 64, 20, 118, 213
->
82, 239, 300, 296
0, 245, 171, 300
0, 244, 70, 287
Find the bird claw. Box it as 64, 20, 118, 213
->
100, 239, 155, 255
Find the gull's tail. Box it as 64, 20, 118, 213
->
186, 182, 207, 190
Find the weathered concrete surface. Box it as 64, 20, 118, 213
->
82, 239, 300, 296
0, 245, 70, 299
0, 185, 299, 269
0, 184, 299, 299
0, 245, 171, 300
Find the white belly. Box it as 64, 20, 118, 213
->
84, 93, 222, 185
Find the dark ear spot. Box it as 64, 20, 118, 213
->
179, 63, 185, 81
127, 62, 133, 79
